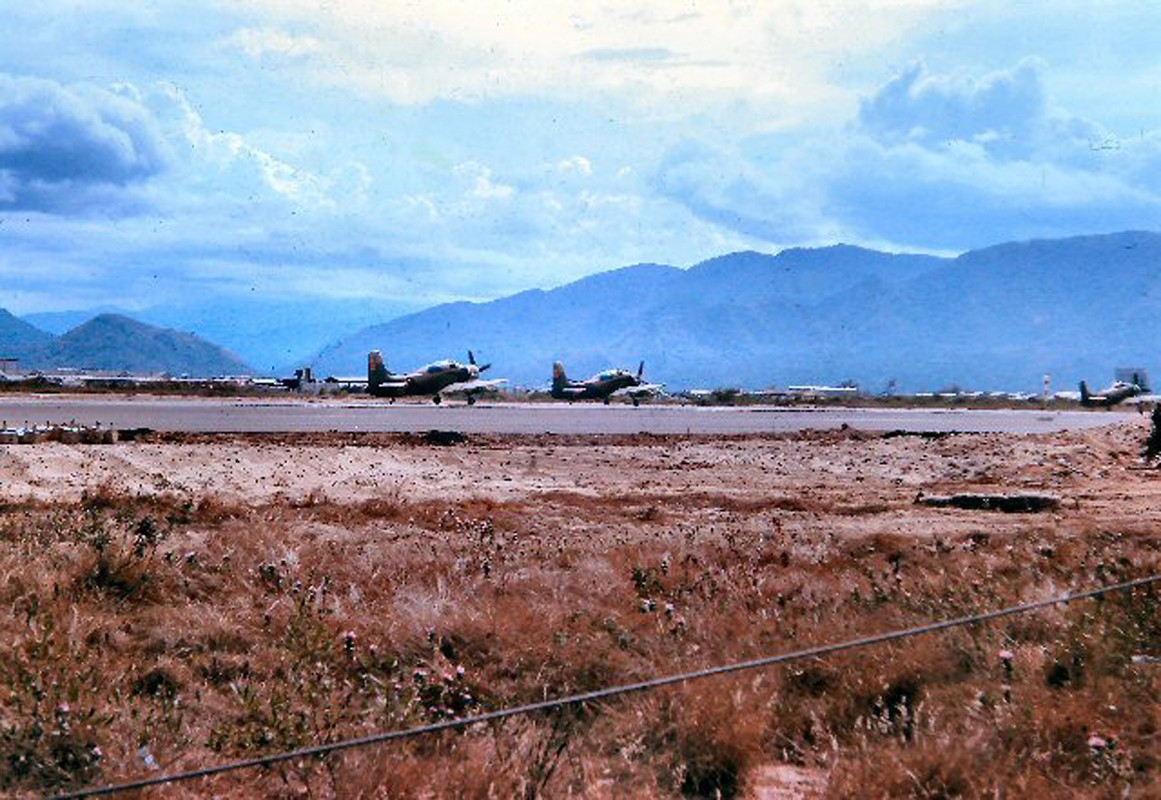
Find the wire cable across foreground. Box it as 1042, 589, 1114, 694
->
54, 572, 1161, 799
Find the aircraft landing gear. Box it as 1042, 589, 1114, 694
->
632, 397, 640, 407
467, 395, 477, 406
432, 395, 442, 405
603, 396, 611, 405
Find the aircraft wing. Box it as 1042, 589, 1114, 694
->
1130, 394, 1161, 405
439, 378, 507, 396
612, 382, 665, 398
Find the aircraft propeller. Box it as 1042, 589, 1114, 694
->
468, 350, 492, 373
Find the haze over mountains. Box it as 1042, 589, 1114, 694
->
23, 298, 417, 373
5, 231, 1158, 392
0, 313, 251, 377
312, 230, 1160, 393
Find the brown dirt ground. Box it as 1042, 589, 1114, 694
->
3, 423, 1158, 543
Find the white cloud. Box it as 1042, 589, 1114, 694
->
454, 161, 516, 201
243, 0, 958, 118
656, 58, 1161, 251
555, 156, 593, 176
161, 83, 335, 209
221, 27, 322, 60
858, 58, 1048, 157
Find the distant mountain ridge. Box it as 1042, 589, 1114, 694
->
8, 231, 1159, 390
0, 309, 55, 364
0, 313, 252, 376
23, 297, 418, 372
311, 231, 1161, 393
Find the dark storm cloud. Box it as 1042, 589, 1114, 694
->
0, 74, 168, 210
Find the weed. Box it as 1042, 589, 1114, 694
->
75, 511, 171, 602
0, 599, 108, 793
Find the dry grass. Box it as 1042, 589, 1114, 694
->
0, 426, 1158, 797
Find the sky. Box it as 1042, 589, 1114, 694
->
2, 1, 1160, 317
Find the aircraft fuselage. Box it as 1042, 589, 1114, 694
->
1079, 379, 1141, 408
368, 351, 481, 401
552, 372, 640, 401
370, 363, 478, 398
551, 361, 658, 404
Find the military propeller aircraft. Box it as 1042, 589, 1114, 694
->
368, 350, 505, 404
1078, 378, 1143, 408
551, 360, 664, 406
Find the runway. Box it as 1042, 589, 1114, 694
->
0, 394, 1134, 435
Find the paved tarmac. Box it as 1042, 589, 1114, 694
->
0, 394, 1135, 435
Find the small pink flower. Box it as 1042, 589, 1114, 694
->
56, 702, 70, 714
998, 649, 1014, 661
1088, 733, 1108, 749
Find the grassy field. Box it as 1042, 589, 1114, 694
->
0, 425, 1158, 798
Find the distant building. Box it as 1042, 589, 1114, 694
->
787, 385, 860, 398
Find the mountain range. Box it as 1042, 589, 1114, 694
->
0, 313, 251, 377
311, 230, 1160, 393
22, 297, 418, 373
5, 230, 1159, 391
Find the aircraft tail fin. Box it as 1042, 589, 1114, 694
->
1079, 380, 1091, 405
368, 350, 388, 389
637, 360, 645, 380
553, 361, 568, 393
